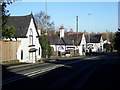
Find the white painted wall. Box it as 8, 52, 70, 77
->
79, 34, 86, 55
56, 45, 66, 52
87, 43, 101, 52
51, 34, 86, 56
17, 18, 42, 63
100, 36, 104, 52
86, 36, 104, 53
66, 45, 76, 50
51, 34, 104, 56
51, 45, 76, 52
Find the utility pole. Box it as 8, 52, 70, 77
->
106, 30, 109, 43
76, 16, 78, 48
45, 0, 48, 35
45, 0, 48, 58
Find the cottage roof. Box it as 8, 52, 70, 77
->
47, 34, 83, 45
6, 14, 39, 38
85, 34, 102, 43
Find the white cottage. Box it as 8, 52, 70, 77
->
48, 26, 86, 56
6, 14, 42, 63
85, 34, 104, 53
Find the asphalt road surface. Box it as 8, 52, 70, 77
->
2, 53, 120, 89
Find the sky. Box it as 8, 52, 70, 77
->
118, 2, 120, 29
6, 2, 118, 33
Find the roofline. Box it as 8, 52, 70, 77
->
10, 13, 40, 37
9, 14, 32, 17
31, 14, 40, 37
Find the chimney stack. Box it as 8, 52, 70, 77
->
59, 26, 65, 38
84, 30, 86, 35
37, 26, 41, 36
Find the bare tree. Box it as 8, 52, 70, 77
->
34, 11, 55, 34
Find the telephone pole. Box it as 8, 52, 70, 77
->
45, 0, 48, 58
76, 16, 78, 48
106, 30, 109, 43
45, 0, 48, 35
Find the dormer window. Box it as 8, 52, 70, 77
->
29, 28, 33, 45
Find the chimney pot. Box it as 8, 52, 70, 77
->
59, 26, 65, 38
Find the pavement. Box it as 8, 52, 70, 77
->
5, 56, 85, 69
6, 61, 44, 70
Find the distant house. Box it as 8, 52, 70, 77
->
48, 26, 86, 56
6, 14, 42, 63
85, 34, 104, 53
103, 40, 111, 44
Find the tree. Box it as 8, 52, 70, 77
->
2, 25, 15, 40
1, 1, 15, 40
0, 5, 2, 38
114, 29, 120, 52
34, 11, 55, 34
115, 1, 120, 52
39, 35, 52, 58
104, 43, 111, 52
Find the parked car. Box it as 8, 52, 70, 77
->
62, 50, 70, 57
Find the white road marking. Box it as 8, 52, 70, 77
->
1, 64, 64, 85
1, 56, 101, 85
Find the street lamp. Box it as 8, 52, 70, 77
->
88, 13, 92, 43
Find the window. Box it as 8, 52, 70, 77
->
67, 47, 75, 50
29, 29, 33, 45
21, 50, 23, 60
82, 44, 85, 52
39, 47, 40, 55
58, 46, 64, 51
100, 46, 102, 50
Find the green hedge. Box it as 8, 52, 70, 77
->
39, 35, 52, 58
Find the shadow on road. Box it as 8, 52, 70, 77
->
82, 60, 120, 89
2, 53, 120, 89
2, 65, 32, 89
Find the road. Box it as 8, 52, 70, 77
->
2, 53, 120, 89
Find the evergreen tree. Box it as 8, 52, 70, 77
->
39, 35, 52, 58
114, 29, 120, 52
1, 1, 15, 40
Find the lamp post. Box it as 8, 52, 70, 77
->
88, 13, 92, 43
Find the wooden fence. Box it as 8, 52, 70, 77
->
0, 41, 21, 62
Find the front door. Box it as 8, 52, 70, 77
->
29, 52, 36, 63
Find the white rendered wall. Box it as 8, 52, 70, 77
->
56, 45, 66, 52
51, 45, 76, 52
79, 34, 86, 55
17, 18, 42, 63
86, 36, 104, 53
100, 36, 104, 52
